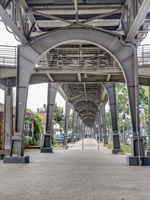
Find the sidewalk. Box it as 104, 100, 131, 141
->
0, 138, 149, 200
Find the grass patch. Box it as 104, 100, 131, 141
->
107, 139, 113, 149
52, 142, 66, 150
107, 139, 131, 153
121, 144, 131, 153
107, 143, 112, 149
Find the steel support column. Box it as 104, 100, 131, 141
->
71, 110, 77, 143
4, 45, 39, 163
93, 122, 97, 139
79, 121, 83, 140
81, 122, 85, 150
76, 116, 80, 141
99, 102, 108, 145
3, 84, 13, 151
96, 112, 103, 143
103, 83, 122, 154
41, 83, 59, 153
63, 102, 72, 146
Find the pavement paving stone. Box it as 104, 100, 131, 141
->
0, 139, 150, 200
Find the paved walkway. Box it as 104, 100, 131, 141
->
0, 138, 150, 200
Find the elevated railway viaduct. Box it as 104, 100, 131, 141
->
0, 0, 150, 165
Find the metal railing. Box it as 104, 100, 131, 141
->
0, 45, 17, 66
0, 44, 150, 67
138, 44, 150, 65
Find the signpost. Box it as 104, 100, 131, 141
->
141, 99, 144, 133
122, 114, 125, 144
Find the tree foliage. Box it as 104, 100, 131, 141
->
53, 103, 65, 131
106, 83, 149, 134
34, 113, 42, 142
106, 109, 111, 134
68, 113, 73, 130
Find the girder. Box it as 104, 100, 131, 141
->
0, 0, 149, 43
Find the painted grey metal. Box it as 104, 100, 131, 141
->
10, 45, 39, 157
93, 122, 97, 139
103, 83, 121, 153
79, 120, 83, 140
15, 45, 39, 135
30, 28, 141, 140
76, 116, 80, 141
3, 85, 13, 151
41, 83, 59, 153
126, 0, 150, 41
71, 110, 77, 142
4, 156, 29, 163
46, 83, 59, 133
7, 28, 141, 159
1, 1, 148, 43
99, 102, 108, 145
96, 112, 103, 143
63, 102, 72, 146
0, 4, 28, 44
81, 122, 85, 150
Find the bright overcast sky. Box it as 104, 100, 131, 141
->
0, 21, 66, 112
0, 21, 150, 112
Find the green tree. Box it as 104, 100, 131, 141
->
68, 113, 73, 130
139, 85, 148, 105
53, 103, 65, 131
34, 113, 42, 142
106, 109, 111, 135
116, 83, 130, 138
26, 108, 34, 114
139, 85, 149, 129
106, 83, 149, 138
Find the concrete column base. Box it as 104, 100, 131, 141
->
63, 145, 68, 149
103, 144, 108, 147
113, 134, 121, 149
100, 135, 103, 142
0, 153, 5, 160
104, 135, 108, 145
132, 137, 144, 156
41, 134, 53, 153
112, 149, 123, 154
3, 156, 29, 163
63, 135, 67, 146
41, 147, 53, 153
126, 156, 150, 166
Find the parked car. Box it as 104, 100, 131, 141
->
54, 132, 72, 143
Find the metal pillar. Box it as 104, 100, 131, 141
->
63, 102, 72, 146
79, 121, 83, 140
76, 116, 80, 141
103, 83, 122, 154
81, 122, 85, 150
41, 83, 59, 153
147, 86, 150, 156
4, 45, 39, 163
71, 110, 77, 143
3, 84, 13, 151
96, 112, 103, 143
99, 102, 108, 145
93, 122, 97, 139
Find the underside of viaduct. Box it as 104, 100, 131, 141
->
0, 0, 150, 166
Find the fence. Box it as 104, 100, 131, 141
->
0, 44, 150, 67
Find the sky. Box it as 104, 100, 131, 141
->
0, 21, 66, 112
0, 20, 150, 112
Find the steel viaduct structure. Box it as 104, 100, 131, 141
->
0, 0, 150, 165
